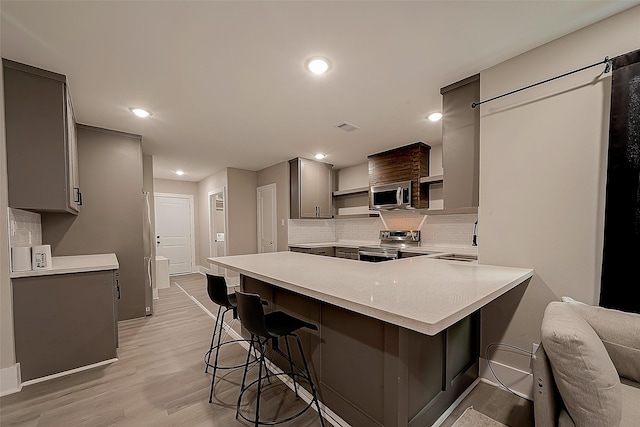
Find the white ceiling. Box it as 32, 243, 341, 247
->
2, 1, 638, 181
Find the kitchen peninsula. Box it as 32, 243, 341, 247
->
208, 252, 533, 427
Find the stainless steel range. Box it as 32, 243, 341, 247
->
358, 230, 421, 262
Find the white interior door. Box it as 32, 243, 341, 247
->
257, 184, 277, 253
155, 194, 193, 275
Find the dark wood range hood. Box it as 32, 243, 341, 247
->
367, 141, 431, 209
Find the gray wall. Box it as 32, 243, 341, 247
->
226, 168, 257, 256
257, 161, 289, 252
0, 39, 16, 376
479, 5, 640, 374
42, 125, 147, 321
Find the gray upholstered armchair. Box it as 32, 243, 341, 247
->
532, 298, 640, 427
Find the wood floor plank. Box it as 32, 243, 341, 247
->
1, 272, 533, 427
0, 273, 324, 427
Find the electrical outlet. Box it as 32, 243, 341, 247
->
529, 343, 540, 370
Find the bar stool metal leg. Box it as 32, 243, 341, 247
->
294, 333, 325, 427
205, 305, 224, 373
283, 336, 298, 397
237, 334, 257, 420
208, 306, 237, 403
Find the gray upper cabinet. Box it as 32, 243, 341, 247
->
440, 74, 480, 210
290, 157, 333, 219
3, 58, 81, 214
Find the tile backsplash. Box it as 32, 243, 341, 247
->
289, 211, 478, 247
8, 208, 42, 248
288, 219, 336, 244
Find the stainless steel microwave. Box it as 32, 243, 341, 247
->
370, 180, 412, 209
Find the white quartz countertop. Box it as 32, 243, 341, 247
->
208, 252, 532, 336
10, 253, 119, 278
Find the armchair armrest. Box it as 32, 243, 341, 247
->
532, 344, 559, 427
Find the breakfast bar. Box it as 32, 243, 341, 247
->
208, 252, 533, 427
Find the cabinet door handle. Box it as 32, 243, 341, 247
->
116, 279, 121, 299
74, 187, 83, 205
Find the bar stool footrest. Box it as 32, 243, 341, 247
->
204, 338, 259, 371
236, 372, 318, 426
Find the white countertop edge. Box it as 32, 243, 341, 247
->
208, 256, 533, 336
424, 272, 533, 334
10, 254, 119, 278
288, 240, 377, 249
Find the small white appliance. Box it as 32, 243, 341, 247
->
32, 244, 52, 270
11, 246, 32, 272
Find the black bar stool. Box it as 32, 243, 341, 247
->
204, 274, 254, 403
234, 290, 325, 427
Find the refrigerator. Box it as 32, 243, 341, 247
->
42, 125, 153, 321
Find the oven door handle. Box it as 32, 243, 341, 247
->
358, 250, 397, 258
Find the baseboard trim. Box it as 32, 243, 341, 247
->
478, 357, 533, 401
431, 377, 481, 427
20, 358, 118, 388
0, 363, 22, 397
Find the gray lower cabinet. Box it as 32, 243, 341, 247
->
398, 251, 425, 259
290, 246, 335, 257
335, 246, 359, 260
12, 270, 118, 382
3, 58, 81, 214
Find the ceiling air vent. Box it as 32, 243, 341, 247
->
335, 122, 359, 132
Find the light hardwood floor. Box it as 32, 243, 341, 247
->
0, 273, 533, 427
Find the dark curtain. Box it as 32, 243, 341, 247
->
600, 48, 640, 313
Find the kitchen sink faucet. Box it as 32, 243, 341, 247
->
472, 219, 478, 246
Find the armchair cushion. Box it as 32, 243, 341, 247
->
541, 302, 622, 427
561, 297, 640, 382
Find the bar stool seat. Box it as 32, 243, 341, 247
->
234, 290, 325, 427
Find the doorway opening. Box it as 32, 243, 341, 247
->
209, 189, 227, 275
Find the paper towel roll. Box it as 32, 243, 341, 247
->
11, 246, 32, 272
32, 245, 52, 270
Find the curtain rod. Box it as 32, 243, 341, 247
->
471, 56, 611, 109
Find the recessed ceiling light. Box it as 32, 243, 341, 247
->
314, 153, 326, 160
305, 57, 331, 75
175, 170, 185, 176
130, 107, 152, 118
427, 112, 442, 122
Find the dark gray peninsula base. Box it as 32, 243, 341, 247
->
242, 275, 479, 427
